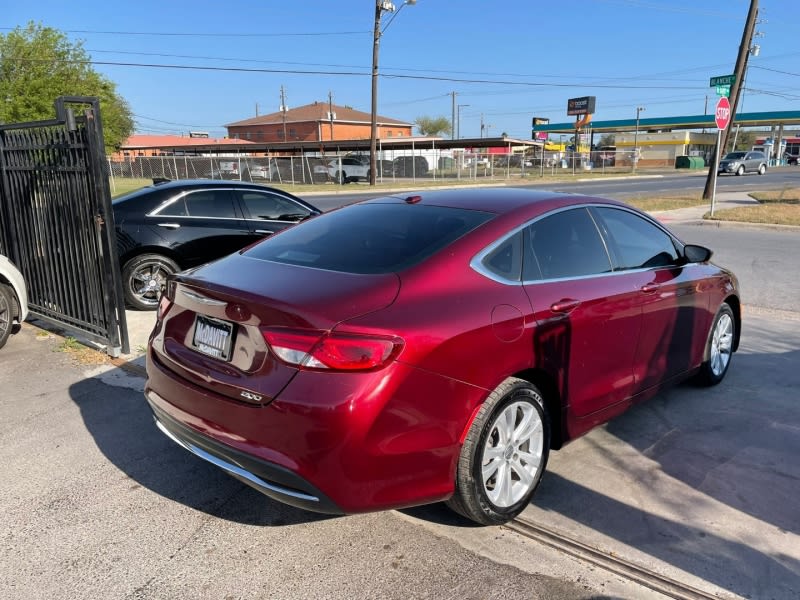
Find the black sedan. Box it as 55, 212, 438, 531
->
113, 179, 321, 310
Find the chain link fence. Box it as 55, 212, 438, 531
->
108, 145, 683, 189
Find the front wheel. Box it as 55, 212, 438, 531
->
446, 378, 550, 525
695, 303, 735, 386
122, 254, 179, 311
736, 165, 745, 176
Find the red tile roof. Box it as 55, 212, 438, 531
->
225, 101, 411, 128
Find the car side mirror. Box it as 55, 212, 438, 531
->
683, 244, 712, 263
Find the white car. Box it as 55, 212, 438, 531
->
316, 157, 370, 183
0, 254, 29, 349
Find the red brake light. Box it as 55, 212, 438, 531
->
262, 327, 402, 372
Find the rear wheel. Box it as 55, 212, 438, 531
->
0, 284, 15, 349
447, 378, 549, 525
696, 303, 735, 386
758, 164, 767, 175
122, 254, 179, 311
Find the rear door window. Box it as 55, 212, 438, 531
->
158, 190, 239, 219
523, 208, 612, 280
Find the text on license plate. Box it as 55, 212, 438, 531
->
192, 315, 234, 360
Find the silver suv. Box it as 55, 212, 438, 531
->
718, 151, 767, 176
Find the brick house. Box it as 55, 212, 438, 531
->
225, 101, 413, 143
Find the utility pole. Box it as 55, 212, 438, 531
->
328, 91, 335, 142
255, 102, 259, 117
703, 0, 759, 200
280, 85, 288, 142
451, 92, 457, 140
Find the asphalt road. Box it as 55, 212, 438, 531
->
302, 166, 800, 211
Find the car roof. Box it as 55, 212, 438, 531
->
367, 187, 627, 215
112, 178, 294, 206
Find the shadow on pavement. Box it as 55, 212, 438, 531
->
68, 373, 334, 527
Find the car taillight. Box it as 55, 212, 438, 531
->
262, 327, 402, 372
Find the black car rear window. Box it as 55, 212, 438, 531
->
244, 203, 493, 274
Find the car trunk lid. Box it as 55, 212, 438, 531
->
151, 252, 400, 404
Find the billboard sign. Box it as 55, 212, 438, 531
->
567, 96, 596, 116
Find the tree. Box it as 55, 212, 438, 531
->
414, 116, 451, 137
0, 22, 133, 152
731, 129, 757, 152
598, 133, 616, 147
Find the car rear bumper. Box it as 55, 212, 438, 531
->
146, 393, 343, 514
145, 345, 482, 514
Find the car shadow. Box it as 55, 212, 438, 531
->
68, 373, 335, 527
405, 340, 800, 598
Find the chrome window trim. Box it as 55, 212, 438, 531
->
470, 203, 684, 286
147, 186, 269, 218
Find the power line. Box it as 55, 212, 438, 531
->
6, 56, 708, 90
0, 27, 368, 38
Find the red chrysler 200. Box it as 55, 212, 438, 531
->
144, 188, 740, 525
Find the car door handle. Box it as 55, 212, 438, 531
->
157, 223, 181, 229
641, 283, 660, 294
254, 229, 274, 235
551, 298, 581, 313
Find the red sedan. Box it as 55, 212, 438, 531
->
145, 188, 740, 525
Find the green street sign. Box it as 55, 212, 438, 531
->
710, 74, 736, 87
716, 85, 731, 97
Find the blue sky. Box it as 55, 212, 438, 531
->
5, 1, 796, 139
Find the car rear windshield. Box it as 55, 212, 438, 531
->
244, 203, 494, 274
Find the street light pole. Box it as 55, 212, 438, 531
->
633, 106, 645, 172
457, 104, 470, 139
369, 0, 415, 186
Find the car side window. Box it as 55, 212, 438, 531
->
481, 232, 522, 281
239, 191, 309, 221
523, 208, 612, 280
594, 207, 679, 270
159, 190, 237, 218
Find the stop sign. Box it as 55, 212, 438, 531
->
715, 96, 731, 130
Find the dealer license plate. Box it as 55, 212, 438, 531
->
192, 315, 234, 361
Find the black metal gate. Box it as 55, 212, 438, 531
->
0, 96, 129, 355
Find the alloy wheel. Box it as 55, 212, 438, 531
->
481, 400, 545, 508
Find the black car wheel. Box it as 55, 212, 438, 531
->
735, 165, 745, 176
122, 254, 179, 311
758, 164, 767, 175
0, 284, 15, 349
447, 377, 550, 525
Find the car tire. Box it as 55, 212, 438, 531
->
122, 254, 179, 311
446, 377, 550, 525
758, 164, 766, 175
335, 171, 348, 185
0, 284, 15, 349
735, 165, 745, 176
695, 303, 735, 386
